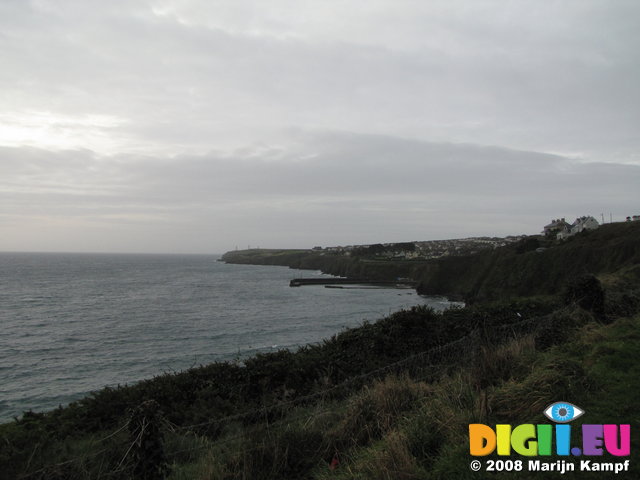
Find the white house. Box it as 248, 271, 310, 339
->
556, 225, 572, 240
557, 215, 600, 240
543, 218, 571, 237
571, 216, 600, 234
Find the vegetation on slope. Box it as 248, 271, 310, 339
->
309, 313, 640, 480
166, 290, 640, 479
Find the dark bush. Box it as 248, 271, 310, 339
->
562, 274, 605, 316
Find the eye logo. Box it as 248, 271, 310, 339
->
470, 401, 630, 457
543, 402, 584, 423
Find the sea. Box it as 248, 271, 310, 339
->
0, 252, 458, 423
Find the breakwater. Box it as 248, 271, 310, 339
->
289, 277, 417, 288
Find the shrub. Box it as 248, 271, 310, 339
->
562, 274, 605, 315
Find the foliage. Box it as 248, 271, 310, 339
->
513, 236, 541, 254
128, 400, 170, 480
562, 273, 605, 316
315, 313, 640, 480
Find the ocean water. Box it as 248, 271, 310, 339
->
0, 252, 456, 422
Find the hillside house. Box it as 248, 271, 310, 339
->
571, 216, 600, 234
543, 218, 571, 237
557, 216, 600, 240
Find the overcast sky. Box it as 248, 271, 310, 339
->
1, 0, 639, 253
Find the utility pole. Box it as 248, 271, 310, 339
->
601, 213, 605, 224
610, 212, 613, 223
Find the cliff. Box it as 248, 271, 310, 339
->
222, 222, 640, 303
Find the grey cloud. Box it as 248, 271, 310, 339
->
2, 1, 640, 252
1, 132, 638, 252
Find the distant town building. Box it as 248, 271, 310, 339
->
626, 215, 640, 222
319, 236, 523, 260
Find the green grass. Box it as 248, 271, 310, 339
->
316, 314, 640, 480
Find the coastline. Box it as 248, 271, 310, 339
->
221, 221, 640, 304
2, 223, 640, 478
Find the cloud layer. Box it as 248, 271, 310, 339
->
1, 1, 639, 252
2, 132, 638, 252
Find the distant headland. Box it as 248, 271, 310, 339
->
222, 221, 640, 304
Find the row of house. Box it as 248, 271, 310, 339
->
543, 216, 600, 240
317, 236, 525, 260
